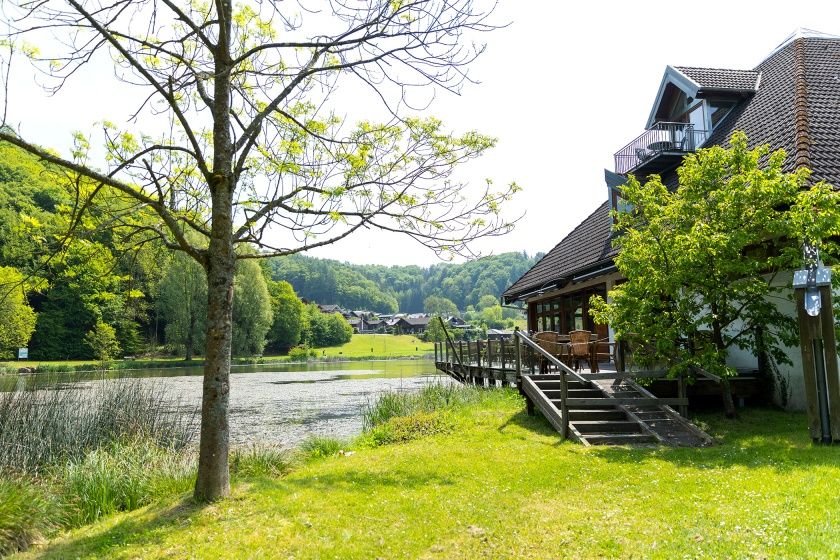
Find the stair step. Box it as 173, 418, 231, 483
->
531, 380, 591, 390
567, 409, 627, 421
571, 420, 643, 434
582, 433, 658, 445
552, 400, 618, 410
542, 389, 603, 399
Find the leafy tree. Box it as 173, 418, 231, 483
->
422, 315, 447, 342
325, 313, 353, 347
158, 253, 207, 361
231, 260, 273, 357
591, 133, 840, 417
476, 294, 498, 311
478, 304, 504, 329
0, 267, 37, 359
2, 0, 517, 501
423, 295, 459, 316
266, 280, 304, 354
83, 320, 121, 361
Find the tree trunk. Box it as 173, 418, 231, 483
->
194, 0, 236, 502
711, 309, 738, 419
194, 240, 235, 501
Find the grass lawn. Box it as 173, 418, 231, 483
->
17, 391, 840, 560
314, 333, 433, 359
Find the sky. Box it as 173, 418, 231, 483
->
5, 0, 840, 267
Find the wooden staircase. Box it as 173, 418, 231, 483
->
520, 374, 712, 447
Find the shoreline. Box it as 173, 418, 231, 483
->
0, 354, 436, 376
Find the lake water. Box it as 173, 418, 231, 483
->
4, 359, 448, 448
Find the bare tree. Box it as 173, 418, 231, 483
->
0, 0, 518, 501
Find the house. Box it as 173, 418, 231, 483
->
503, 29, 840, 410
386, 314, 431, 335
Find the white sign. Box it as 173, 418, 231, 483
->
18, 348, 28, 360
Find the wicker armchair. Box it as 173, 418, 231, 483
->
569, 330, 592, 372
533, 331, 562, 374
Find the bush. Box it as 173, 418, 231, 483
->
83, 321, 121, 361
288, 345, 311, 361
0, 477, 61, 557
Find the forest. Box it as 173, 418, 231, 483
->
267, 252, 540, 314
0, 142, 536, 361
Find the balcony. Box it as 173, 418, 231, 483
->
614, 122, 709, 175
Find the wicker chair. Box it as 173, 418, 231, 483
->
533, 331, 562, 374
569, 330, 592, 372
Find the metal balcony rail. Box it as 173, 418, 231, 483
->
614, 122, 709, 174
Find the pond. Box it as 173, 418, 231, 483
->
3, 359, 448, 448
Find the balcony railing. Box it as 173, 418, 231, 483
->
614, 122, 709, 175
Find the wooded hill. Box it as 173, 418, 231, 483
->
268, 252, 541, 314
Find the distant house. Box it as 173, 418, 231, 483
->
503, 29, 840, 410
387, 314, 431, 335
317, 303, 346, 316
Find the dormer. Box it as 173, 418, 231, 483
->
614, 65, 760, 176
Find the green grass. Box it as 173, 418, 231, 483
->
312, 333, 433, 359
14, 390, 840, 559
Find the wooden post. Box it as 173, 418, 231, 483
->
500, 337, 507, 379
444, 339, 449, 368
677, 374, 688, 418
486, 339, 493, 387
560, 370, 569, 441
515, 328, 522, 383
795, 285, 840, 443
434, 341, 438, 364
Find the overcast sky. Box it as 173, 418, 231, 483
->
5, 1, 840, 266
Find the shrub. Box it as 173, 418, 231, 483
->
288, 345, 311, 361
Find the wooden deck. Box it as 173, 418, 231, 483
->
434, 329, 714, 447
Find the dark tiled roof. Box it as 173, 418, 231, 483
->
502, 202, 614, 301
706, 36, 840, 186
674, 66, 760, 91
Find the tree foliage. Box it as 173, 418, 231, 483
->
157, 252, 207, 360
423, 295, 459, 316
591, 133, 840, 415
269, 251, 539, 313
265, 279, 304, 353
231, 260, 273, 357
0, 267, 37, 359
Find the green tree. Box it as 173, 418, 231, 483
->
325, 313, 353, 346
591, 132, 840, 417
231, 260, 273, 357
422, 315, 447, 342
266, 280, 304, 354
83, 320, 121, 361
2, 1, 517, 501
423, 295, 459, 316
476, 294, 498, 311
0, 267, 37, 359
158, 253, 207, 361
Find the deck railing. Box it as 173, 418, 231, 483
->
614, 122, 709, 174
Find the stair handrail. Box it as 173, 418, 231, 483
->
438, 317, 465, 371
515, 331, 587, 384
